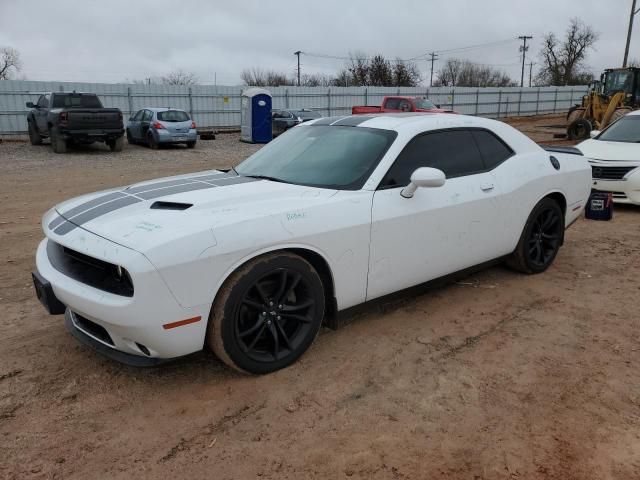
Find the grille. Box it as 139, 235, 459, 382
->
591, 165, 636, 180
73, 312, 114, 346
47, 241, 134, 297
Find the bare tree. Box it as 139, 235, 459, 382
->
434, 59, 464, 86
240, 68, 294, 86
628, 59, 640, 68
161, 69, 198, 86
0, 46, 22, 80
536, 18, 599, 86
435, 59, 516, 87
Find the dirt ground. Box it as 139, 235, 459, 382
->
1, 115, 639, 479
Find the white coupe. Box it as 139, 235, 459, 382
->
576, 110, 640, 205
33, 113, 591, 373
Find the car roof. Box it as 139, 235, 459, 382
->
143, 107, 187, 113
627, 110, 640, 116
306, 112, 487, 130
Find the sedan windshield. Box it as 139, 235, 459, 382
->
597, 116, 640, 142
415, 98, 436, 109
236, 125, 397, 189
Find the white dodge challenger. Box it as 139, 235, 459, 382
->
33, 113, 591, 373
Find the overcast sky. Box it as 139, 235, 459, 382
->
0, 0, 637, 86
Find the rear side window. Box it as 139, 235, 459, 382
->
380, 130, 485, 188
52, 94, 102, 108
470, 130, 514, 169
157, 110, 190, 122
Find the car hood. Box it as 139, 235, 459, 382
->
48, 170, 338, 252
576, 139, 640, 162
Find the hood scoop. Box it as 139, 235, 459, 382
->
150, 201, 193, 211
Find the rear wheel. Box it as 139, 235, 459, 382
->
507, 198, 564, 274
607, 108, 632, 127
108, 136, 124, 152
147, 132, 159, 149
50, 129, 67, 154
207, 252, 325, 374
28, 121, 42, 145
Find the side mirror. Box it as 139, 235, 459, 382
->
401, 167, 446, 198
589, 130, 600, 139
435, 104, 441, 108
26, 101, 35, 108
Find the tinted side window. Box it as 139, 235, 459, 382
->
471, 130, 514, 170
381, 130, 484, 188
142, 110, 153, 122
133, 110, 144, 121
384, 98, 400, 110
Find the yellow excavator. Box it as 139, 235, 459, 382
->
566, 67, 640, 140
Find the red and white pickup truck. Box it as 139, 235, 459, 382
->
352, 96, 456, 115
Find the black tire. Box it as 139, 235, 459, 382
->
507, 198, 564, 274
109, 136, 124, 152
567, 118, 592, 140
207, 252, 325, 374
186, 141, 196, 149
126, 129, 135, 144
50, 129, 67, 154
28, 121, 42, 145
147, 132, 158, 149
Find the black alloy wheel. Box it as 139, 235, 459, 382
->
507, 197, 564, 274
208, 252, 324, 374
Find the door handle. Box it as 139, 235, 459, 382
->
480, 183, 495, 192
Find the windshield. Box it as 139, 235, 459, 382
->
236, 125, 397, 190
597, 116, 640, 142
52, 94, 102, 108
604, 71, 634, 95
415, 98, 436, 109
157, 110, 190, 122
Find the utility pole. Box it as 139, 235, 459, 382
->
428, 52, 439, 87
528, 62, 534, 87
518, 35, 533, 87
623, 0, 639, 67
294, 51, 301, 86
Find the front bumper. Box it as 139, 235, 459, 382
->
591, 166, 640, 205
35, 236, 211, 363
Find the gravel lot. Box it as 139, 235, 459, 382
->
1, 116, 640, 479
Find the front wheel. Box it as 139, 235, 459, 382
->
207, 252, 325, 374
507, 198, 564, 274
186, 141, 196, 149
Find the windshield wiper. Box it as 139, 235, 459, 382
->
241, 174, 289, 184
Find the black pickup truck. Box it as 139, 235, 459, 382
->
26, 92, 124, 153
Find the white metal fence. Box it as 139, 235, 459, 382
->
0, 80, 588, 135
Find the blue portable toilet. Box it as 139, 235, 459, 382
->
240, 88, 272, 143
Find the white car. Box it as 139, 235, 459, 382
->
577, 110, 640, 205
32, 113, 591, 373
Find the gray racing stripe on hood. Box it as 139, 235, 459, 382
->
52, 174, 259, 235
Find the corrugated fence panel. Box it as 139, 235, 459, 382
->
0, 80, 588, 134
